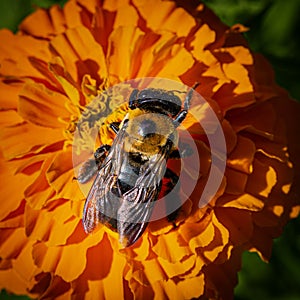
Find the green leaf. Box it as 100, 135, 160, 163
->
0, 1, 32, 32
0, 290, 30, 300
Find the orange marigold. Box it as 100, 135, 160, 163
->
0, 0, 299, 299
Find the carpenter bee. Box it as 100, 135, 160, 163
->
78, 83, 199, 247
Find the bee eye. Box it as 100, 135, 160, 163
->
138, 119, 157, 137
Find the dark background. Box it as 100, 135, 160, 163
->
0, 0, 299, 299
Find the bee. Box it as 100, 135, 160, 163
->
78, 84, 199, 247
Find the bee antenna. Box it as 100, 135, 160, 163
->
192, 82, 200, 90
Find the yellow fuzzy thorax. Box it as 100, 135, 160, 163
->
123, 108, 178, 156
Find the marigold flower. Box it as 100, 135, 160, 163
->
0, 0, 299, 299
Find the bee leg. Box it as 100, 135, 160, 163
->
161, 168, 181, 224
94, 144, 111, 165
183, 82, 200, 110
173, 82, 200, 126
169, 142, 193, 159
110, 122, 120, 134
164, 168, 179, 193
76, 158, 98, 183
129, 89, 139, 109
173, 110, 188, 127
77, 144, 111, 183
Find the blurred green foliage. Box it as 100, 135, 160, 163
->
0, 0, 67, 32
235, 217, 300, 300
0, 290, 30, 300
0, 0, 300, 299
203, 0, 300, 101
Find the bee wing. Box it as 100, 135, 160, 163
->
82, 127, 127, 234
82, 167, 120, 233
117, 143, 172, 247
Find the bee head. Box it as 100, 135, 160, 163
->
131, 88, 182, 117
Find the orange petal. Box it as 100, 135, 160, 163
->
124, 274, 153, 300
214, 83, 255, 113
24, 156, 55, 209
227, 136, 255, 174
214, 45, 253, 65
63, 1, 85, 29
153, 275, 204, 299
46, 149, 85, 201
127, 232, 150, 261
202, 60, 230, 92
11, 240, 39, 290
156, 44, 194, 80
135, 31, 186, 79
253, 207, 283, 228
33, 230, 102, 282
48, 56, 83, 107
229, 102, 277, 140
19, 83, 71, 128
218, 193, 264, 212
201, 214, 230, 262
50, 26, 108, 85
290, 205, 300, 219
69, 233, 118, 298
152, 231, 191, 262
0, 29, 51, 78
184, 255, 206, 279
0, 80, 23, 109
39, 275, 71, 299
0, 110, 23, 127
0, 228, 27, 260
96, 239, 127, 299
222, 119, 237, 154
179, 216, 214, 252
133, 0, 195, 36
254, 136, 291, 163
246, 158, 277, 198
223, 61, 254, 95
215, 207, 253, 245
113, 3, 139, 28
0, 197, 25, 229
0, 158, 39, 221
74, 235, 126, 299
159, 279, 181, 299
25, 201, 80, 246
251, 53, 279, 100
73, 279, 105, 300
177, 274, 205, 299
77, 0, 100, 13
19, 6, 65, 38
248, 225, 273, 261
0, 268, 30, 296
0, 123, 65, 160
82, 234, 113, 280
157, 254, 195, 278
204, 250, 240, 300
191, 24, 216, 55
142, 259, 167, 285
107, 26, 144, 81
224, 168, 248, 195
26, 56, 65, 93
